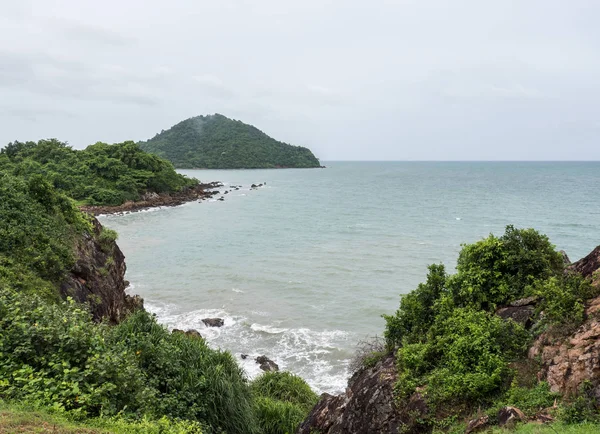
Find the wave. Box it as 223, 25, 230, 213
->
144, 300, 353, 394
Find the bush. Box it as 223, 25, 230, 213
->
349, 335, 388, 373
250, 372, 318, 434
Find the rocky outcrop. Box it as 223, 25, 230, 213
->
256, 355, 279, 372
529, 245, 600, 396
496, 296, 538, 328
202, 318, 224, 327
298, 354, 401, 434
568, 245, 600, 287
80, 182, 222, 216
59, 217, 142, 323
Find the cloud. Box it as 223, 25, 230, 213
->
52, 18, 135, 46
192, 74, 235, 98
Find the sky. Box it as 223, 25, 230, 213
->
0, 0, 599, 161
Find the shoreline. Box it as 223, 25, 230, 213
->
80, 181, 222, 216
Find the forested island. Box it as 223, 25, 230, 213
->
1, 139, 600, 433
138, 114, 322, 169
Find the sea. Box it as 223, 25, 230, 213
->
98, 162, 600, 394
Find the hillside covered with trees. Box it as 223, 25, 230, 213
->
138, 114, 321, 169
0, 139, 197, 206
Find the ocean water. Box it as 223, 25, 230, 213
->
99, 162, 600, 394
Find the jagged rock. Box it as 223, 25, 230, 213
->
465, 416, 489, 434
256, 355, 279, 372
529, 245, 600, 396
241, 354, 249, 360
298, 353, 400, 434
251, 184, 258, 188
59, 217, 143, 324
568, 245, 600, 287
172, 329, 184, 334
560, 250, 571, 265
202, 318, 224, 327
510, 296, 539, 307
498, 406, 526, 428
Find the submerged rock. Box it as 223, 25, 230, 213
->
202, 318, 224, 327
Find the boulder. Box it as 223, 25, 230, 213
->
496, 305, 535, 328
567, 245, 600, 287
256, 355, 279, 372
241, 354, 249, 360
202, 318, 224, 327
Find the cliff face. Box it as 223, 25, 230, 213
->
529, 245, 600, 396
59, 217, 142, 323
298, 354, 403, 434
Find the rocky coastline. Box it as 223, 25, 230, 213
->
299, 245, 600, 434
80, 181, 222, 216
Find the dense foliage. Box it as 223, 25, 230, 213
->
0, 173, 316, 433
138, 114, 321, 169
0, 139, 197, 205
383, 225, 597, 428
0, 173, 91, 298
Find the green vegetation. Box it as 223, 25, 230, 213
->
138, 114, 321, 169
383, 225, 599, 430
250, 372, 318, 434
0, 173, 91, 298
0, 172, 316, 433
0, 139, 197, 206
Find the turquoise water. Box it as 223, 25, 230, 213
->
99, 162, 600, 393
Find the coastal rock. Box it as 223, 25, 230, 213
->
256, 355, 279, 372
185, 329, 203, 339
241, 354, 249, 360
80, 182, 223, 216
528, 245, 600, 396
298, 353, 401, 434
496, 305, 535, 328
59, 217, 143, 324
202, 318, 225, 327
560, 250, 571, 265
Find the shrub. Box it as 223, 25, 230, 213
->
250, 372, 318, 434
349, 335, 388, 373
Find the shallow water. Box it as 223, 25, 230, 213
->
99, 161, 600, 393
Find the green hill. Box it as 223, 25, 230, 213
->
138, 114, 321, 169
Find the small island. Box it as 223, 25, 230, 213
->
138, 113, 322, 169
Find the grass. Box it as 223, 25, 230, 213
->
0, 402, 203, 434
489, 422, 600, 433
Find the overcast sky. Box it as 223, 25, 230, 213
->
1, 0, 599, 160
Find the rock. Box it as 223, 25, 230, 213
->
510, 296, 539, 307
185, 329, 203, 339
59, 217, 143, 324
224, 190, 229, 194
560, 250, 571, 265
568, 245, 600, 288
496, 305, 535, 328
251, 184, 258, 188
202, 318, 224, 327
298, 353, 402, 434
172, 329, 184, 334
218, 197, 225, 201
256, 355, 279, 372
528, 245, 600, 396
80, 182, 224, 216
465, 416, 489, 434
241, 354, 249, 360
498, 406, 526, 428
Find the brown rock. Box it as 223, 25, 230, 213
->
529, 245, 600, 396
59, 217, 143, 324
185, 329, 203, 339
298, 353, 402, 434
